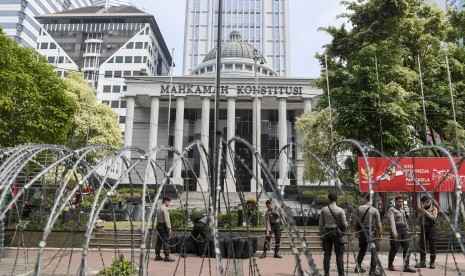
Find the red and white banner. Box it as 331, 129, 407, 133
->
358, 157, 465, 192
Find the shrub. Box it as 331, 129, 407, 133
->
116, 187, 155, 201
99, 254, 137, 276
218, 211, 238, 228
249, 211, 264, 227
25, 210, 89, 231
189, 209, 206, 222
169, 209, 185, 229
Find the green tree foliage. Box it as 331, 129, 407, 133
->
0, 29, 77, 146
295, 109, 343, 183
298, 0, 465, 182
65, 71, 122, 148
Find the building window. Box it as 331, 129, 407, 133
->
114, 71, 122, 78
40, 43, 48, 49
50, 43, 57, 49
135, 42, 143, 49
123, 71, 131, 76
47, 57, 55, 63
111, 101, 119, 108
225, 63, 233, 70
245, 65, 252, 71
102, 100, 109, 105
143, 56, 147, 63
123, 85, 127, 91
119, 116, 126, 124
134, 56, 142, 63
108, 57, 114, 63
126, 42, 134, 49
144, 42, 148, 49
115, 56, 123, 63
105, 71, 112, 77
113, 85, 121, 93
103, 85, 111, 93
120, 100, 127, 108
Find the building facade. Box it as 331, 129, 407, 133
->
35, 5, 173, 132
124, 33, 321, 192
183, 0, 290, 77
0, 0, 92, 47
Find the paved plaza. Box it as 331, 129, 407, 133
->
0, 248, 464, 275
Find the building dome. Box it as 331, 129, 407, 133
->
191, 31, 277, 77
203, 31, 266, 64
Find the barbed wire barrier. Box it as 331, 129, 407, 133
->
0, 140, 463, 276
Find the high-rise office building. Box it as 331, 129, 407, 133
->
183, 0, 290, 77
35, 5, 173, 132
0, 0, 92, 47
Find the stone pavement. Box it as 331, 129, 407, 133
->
0, 248, 464, 275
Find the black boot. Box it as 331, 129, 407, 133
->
430, 255, 436, 269
164, 255, 175, 262
415, 260, 426, 268
273, 244, 282, 258
388, 253, 395, 271
354, 263, 366, 273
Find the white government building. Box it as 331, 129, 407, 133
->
123, 32, 322, 192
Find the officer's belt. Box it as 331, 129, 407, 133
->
324, 227, 339, 231
395, 223, 407, 228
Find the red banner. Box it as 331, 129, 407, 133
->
358, 157, 465, 192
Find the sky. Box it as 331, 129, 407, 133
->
130, 0, 348, 77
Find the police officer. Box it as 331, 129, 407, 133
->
355, 194, 383, 276
318, 193, 348, 276
260, 200, 285, 258
388, 196, 415, 272
415, 195, 438, 269
182, 211, 214, 258
155, 197, 175, 262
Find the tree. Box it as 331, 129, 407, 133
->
295, 109, 343, 184
64, 71, 122, 149
0, 29, 77, 146
297, 0, 465, 182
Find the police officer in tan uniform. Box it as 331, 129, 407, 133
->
354, 194, 383, 275
416, 195, 438, 269
155, 197, 175, 262
388, 196, 415, 272
318, 193, 348, 276
260, 200, 285, 258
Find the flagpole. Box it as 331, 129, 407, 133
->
446, 55, 460, 153
418, 56, 429, 151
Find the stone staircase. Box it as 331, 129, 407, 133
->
167, 191, 313, 215
280, 230, 322, 252
90, 230, 143, 249
89, 228, 322, 252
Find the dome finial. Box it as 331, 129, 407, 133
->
229, 30, 242, 42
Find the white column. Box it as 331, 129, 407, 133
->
123, 96, 135, 153
225, 96, 236, 192
304, 98, 312, 113
172, 96, 185, 184
198, 95, 210, 191
251, 97, 262, 192
148, 96, 160, 150
278, 97, 289, 187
